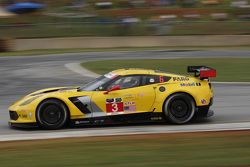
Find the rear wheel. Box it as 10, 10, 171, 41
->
164, 93, 195, 124
36, 99, 69, 129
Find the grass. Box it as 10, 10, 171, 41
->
2, 46, 250, 57
0, 131, 250, 167
171, 21, 250, 35
0, 45, 250, 56
81, 58, 250, 82
0, 47, 171, 56
1, 21, 250, 38
0, 23, 152, 38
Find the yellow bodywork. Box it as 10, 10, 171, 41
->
9, 68, 213, 125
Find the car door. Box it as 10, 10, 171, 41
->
91, 75, 156, 117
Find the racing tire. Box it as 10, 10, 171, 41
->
36, 99, 69, 129
164, 93, 195, 124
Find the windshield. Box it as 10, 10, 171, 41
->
80, 74, 115, 91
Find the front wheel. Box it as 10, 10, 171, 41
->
36, 99, 69, 129
164, 93, 195, 124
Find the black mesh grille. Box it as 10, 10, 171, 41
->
9, 111, 19, 120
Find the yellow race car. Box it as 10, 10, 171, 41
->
9, 66, 216, 129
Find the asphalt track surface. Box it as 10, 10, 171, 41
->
0, 49, 250, 137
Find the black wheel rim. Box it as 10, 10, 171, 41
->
169, 99, 192, 122
41, 105, 63, 125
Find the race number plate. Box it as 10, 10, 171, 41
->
106, 102, 124, 113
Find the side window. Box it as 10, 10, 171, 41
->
106, 77, 123, 90
106, 76, 141, 90
142, 75, 171, 86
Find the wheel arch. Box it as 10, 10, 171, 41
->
162, 91, 197, 113
35, 97, 70, 122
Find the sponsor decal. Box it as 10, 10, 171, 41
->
173, 77, 189, 82
124, 101, 135, 106
106, 98, 114, 103
124, 101, 136, 112
180, 82, 201, 87
124, 94, 136, 100
106, 98, 124, 113
124, 106, 136, 112
75, 120, 90, 125
115, 98, 123, 103
180, 83, 196, 87
106, 98, 123, 104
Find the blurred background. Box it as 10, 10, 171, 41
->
1, 2, 250, 167
0, 0, 250, 39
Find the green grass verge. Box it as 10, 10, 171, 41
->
1, 46, 250, 57
81, 58, 250, 82
171, 21, 250, 35
0, 131, 250, 167
1, 21, 250, 38
1, 47, 173, 56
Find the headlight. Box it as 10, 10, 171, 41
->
19, 96, 41, 106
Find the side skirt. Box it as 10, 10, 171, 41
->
70, 112, 165, 127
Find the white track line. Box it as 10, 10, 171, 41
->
1, 122, 250, 142
65, 63, 100, 78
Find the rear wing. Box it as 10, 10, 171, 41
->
187, 66, 216, 79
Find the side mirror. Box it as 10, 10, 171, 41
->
104, 85, 120, 94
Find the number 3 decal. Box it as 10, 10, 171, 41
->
106, 102, 124, 113
111, 103, 118, 112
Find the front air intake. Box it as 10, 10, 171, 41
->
9, 111, 19, 120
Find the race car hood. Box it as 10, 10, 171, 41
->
10, 86, 81, 107
29, 86, 79, 96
